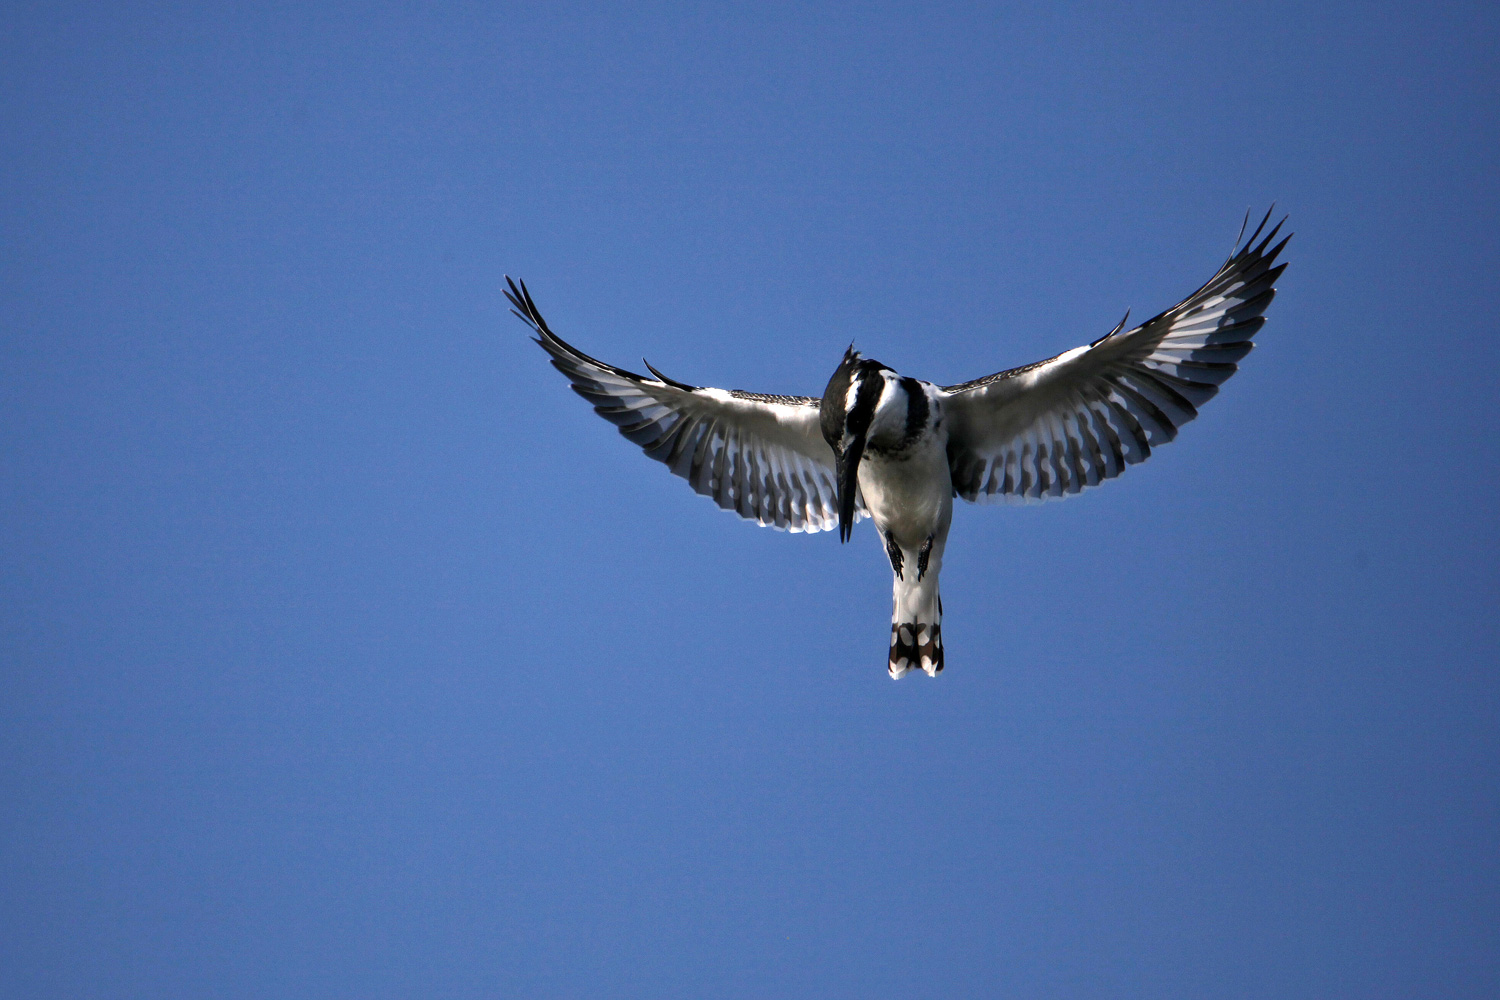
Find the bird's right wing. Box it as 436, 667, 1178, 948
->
509, 278, 858, 533
942, 210, 1289, 503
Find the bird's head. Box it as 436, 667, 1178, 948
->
820, 345, 888, 543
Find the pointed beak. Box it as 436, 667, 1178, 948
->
836, 431, 866, 544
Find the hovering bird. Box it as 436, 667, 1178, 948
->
509, 210, 1288, 678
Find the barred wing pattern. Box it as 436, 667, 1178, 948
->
943, 211, 1289, 504
509, 279, 859, 533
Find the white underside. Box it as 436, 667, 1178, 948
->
858, 442, 953, 558
859, 436, 953, 677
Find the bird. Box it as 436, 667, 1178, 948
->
508, 210, 1289, 678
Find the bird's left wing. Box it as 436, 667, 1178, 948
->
508, 278, 855, 533
943, 211, 1289, 504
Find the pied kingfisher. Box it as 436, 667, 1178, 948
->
510, 211, 1288, 678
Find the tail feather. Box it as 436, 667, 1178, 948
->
889, 576, 943, 679
889, 620, 943, 678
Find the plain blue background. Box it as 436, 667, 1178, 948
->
2, 3, 1496, 997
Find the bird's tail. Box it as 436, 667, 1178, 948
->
890, 573, 942, 678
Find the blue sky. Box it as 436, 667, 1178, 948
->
2, 3, 1496, 997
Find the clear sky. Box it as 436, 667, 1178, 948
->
2, 3, 1496, 997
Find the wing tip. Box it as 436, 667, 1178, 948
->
505, 274, 555, 340
1091, 308, 1131, 347
643, 358, 697, 391
1236, 206, 1292, 259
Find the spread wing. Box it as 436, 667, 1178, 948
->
509, 278, 860, 533
943, 210, 1290, 504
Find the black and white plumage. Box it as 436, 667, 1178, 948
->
511, 210, 1289, 678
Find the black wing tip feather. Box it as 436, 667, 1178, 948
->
643, 358, 697, 391
505, 276, 682, 389
1138, 206, 1291, 333
505, 275, 565, 349
1112, 208, 1289, 338
945, 208, 1290, 395
508, 279, 800, 404
1234, 206, 1292, 265
1238, 205, 1272, 253
1090, 309, 1131, 348
504, 275, 549, 336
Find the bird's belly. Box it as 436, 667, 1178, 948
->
858, 444, 953, 546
